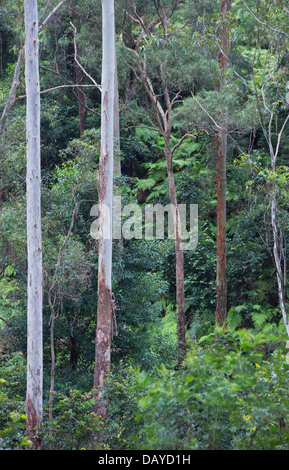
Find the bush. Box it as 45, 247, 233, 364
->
128, 328, 289, 450
43, 389, 100, 450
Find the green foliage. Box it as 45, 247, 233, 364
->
227, 303, 280, 332
128, 329, 289, 450
2, 0, 289, 452
43, 389, 100, 450
0, 352, 28, 450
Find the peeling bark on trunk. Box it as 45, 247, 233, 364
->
215, 0, 232, 328
24, 0, 43, 449
93, 0, 115, 419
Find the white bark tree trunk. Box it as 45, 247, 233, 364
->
24, 0, 43, 450
113, 37, 121, 175
93, 0, 115, 419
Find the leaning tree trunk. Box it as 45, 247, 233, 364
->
93, 0, 115, 420
215, 0, 232, 328
24, 0, 43, 450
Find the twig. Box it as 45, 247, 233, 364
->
0, 0, 69, 136
240, 0, 289, 40
70, 22, 101, 91
0, 316, 12, 327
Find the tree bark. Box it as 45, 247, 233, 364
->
164, 131, 186, 366
93, 0, 115, 420
123, 1, 187, 367
113, 38, 121, 175
24, 0, 43, 450
215, 0, 232, 328
271, 187, 289, 336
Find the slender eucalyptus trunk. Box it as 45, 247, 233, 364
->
113, 38, 121, 175
215, 0, 232, 328
164, 130, 186, 366
48, 294, 57, 422
24, 0, 43, 450
93, 0, 115, 419
271, 158, 289, 335
215, 129, 227, 327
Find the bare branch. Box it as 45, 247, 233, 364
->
274, 112, 289, 161
39, 0, 68, 32
171, 130, 207, 155
0, 316, 12, 327
240, 0, 289, 40
70, 22, 102, 91
0, 0, 69, 136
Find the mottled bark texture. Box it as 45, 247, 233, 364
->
215, 0, 232, 328
24, 0, 43, 449
93, 0, 115, 419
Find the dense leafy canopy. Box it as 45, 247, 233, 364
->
1, 0, 289, 450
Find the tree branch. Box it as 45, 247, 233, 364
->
70, 22, 101, 91
0, 0, 68, 136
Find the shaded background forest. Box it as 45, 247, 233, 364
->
1, 0, 289, 450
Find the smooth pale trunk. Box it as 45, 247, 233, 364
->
93, 0, 115, 416
271, 185, 289, 336
164, 132, 186, 366
113, 38, 121, 175
24, 0, 43, 449
215, 128, 227, 327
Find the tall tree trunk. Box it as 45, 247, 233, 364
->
93, 0, 115, 420
24, 0, 43, 450
215, 130, 227, 327
271, 165, 289, 335
113, 38, 121, 175
164, 130, 186, 366
215, 0, 232, 328
121, 1, 187, 367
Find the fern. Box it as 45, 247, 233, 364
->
227, 303, 274, 332
227, 305, 247, 330
251, 305, 272, 331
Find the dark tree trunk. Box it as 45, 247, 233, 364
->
215, 0, 232, 328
